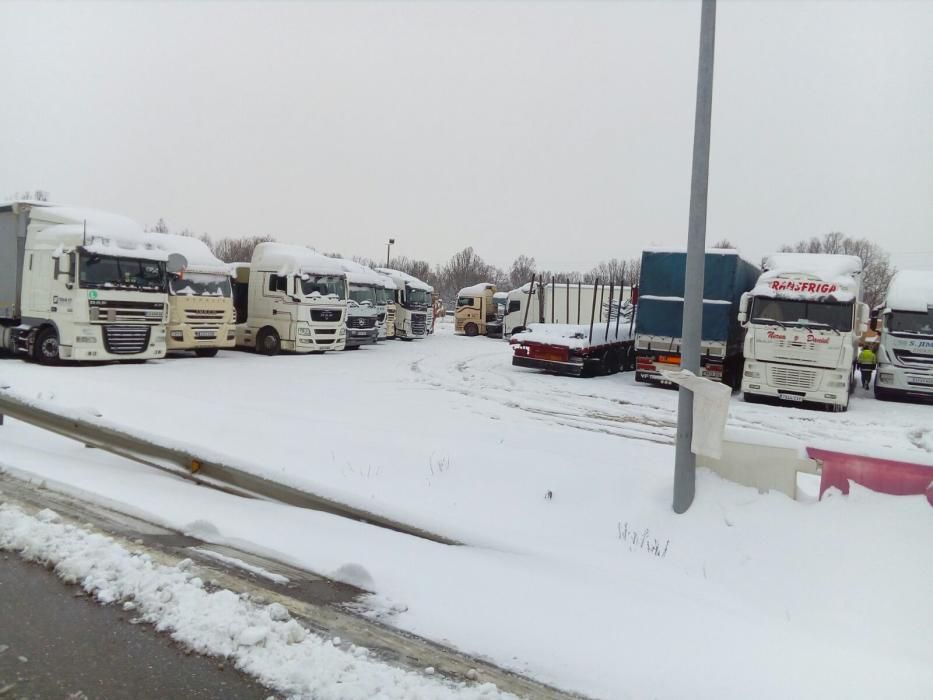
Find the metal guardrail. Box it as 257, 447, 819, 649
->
0, 388, 460, 546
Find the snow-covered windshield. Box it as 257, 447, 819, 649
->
376, 287, 392, 304
349, 284, 377, 306
79, 253, 166, 292
299, 275, 345, 299
169, 272, 232, 297
408, 288, 428, 306
750, 298, 853, 332
888, 309, 933, 336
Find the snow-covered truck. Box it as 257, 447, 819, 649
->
374, 268, 431, 340
738, 253, 869, 411
503, 280, 631, 336
0, 201, 176, 364
157, 234, 236, 357
635, 249, 759, 387
511, 307, 635, 377
233, 242, 348, 354
376, 273, 397, 339
455, 282, 497, 336
332, 258, 381, 349
872, 270, 933, 401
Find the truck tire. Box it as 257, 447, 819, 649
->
195, 348, 219, 358
256, 328, 281, 356
464, 322, 479, 337
33, 327, 60, 365
607, 348, 623, 375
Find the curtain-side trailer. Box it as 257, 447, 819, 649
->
634, 249, 759, 388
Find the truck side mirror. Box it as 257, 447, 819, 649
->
166, 253, 188, 274
737, 293, 750, 326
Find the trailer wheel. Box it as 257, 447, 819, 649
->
464, 322, 479, 337
195, 348, 219, 358
33, 327, 60, 365
256, 328, 281, 356
606, 348, 623, 375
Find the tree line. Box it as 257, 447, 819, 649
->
147, 218, 895, 309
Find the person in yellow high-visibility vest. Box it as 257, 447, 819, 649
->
857, 344, 877, 389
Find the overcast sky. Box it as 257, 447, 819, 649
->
2, 1, 931, 272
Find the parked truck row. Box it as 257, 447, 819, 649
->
1, 201, 434, 364
456, 247, 930, 409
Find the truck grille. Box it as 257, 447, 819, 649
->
348, 316, 376, 329
184, 309, 225, 323
311, 309, 342, 323
893, 350, 933, 368
89, 299, 164, 323
412, 313, 426, 336
768, 365, 817, 391
102, 325, 151, 355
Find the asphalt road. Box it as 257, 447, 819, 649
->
0, 555, 272, 700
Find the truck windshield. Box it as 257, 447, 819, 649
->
299, 275, 345, 299
376, 287, 392, 304
349, 284, 377, 305
169, 272, 232, 297
457, 296, 475, 307
79, 253, 166, 292
408, 288, 428, 306
750, 298, 853, 332
888, 310, 933, 336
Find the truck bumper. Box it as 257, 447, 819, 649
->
875, 364, 933, 399
345, 329, 378, 348
512, 355, 586, 377
741, 359, 850, 408
165, 323, 236, 351
59, 324, 167, 361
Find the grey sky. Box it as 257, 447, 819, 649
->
2, 1, 931, 272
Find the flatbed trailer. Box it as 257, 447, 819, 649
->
510, 323, 634, 377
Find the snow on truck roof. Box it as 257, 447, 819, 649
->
154, 233, 229, 275
250, 243, 347, 277
374, 267, 433, 292
885, 270, 933, 312
643, 246, 739, 256
330, 257, 387, 286
753, 253, 862, 302
25, 204, 168, 261
458, 282, 495, 296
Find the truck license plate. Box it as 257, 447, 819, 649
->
195, 330, 216, 339
778, 393, 804, 403
910, 375, 933, 386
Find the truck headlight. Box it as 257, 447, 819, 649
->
828, 381, 847, 388
744, 370, 760, 378
878, 372, 894, 384
297, 326, 312, 335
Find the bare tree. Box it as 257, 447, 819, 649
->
212, 235, 276, 263
148, 218, 170, 233
712, 238, 735, 249
508, 255, 537, 289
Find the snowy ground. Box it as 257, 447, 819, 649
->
1, 320, 931, 699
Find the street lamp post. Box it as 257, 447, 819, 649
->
673, 0, 716, 514
386, 238, 395, 267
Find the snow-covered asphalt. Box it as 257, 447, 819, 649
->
1, 321, 931, 699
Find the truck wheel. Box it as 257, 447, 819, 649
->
464, 322, 479, 337
33, 327, 60, 365
256, 328, 281, 356
195, 348, 219, 358
607, 349, 623, 375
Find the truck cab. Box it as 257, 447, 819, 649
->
1, 202, 173, 364
873, 271, 933, 401
455, 283, 496, 336
234, 243, 348, 354
374, 268, 430, 340
376, 275, 397, 339
159, 234, 235, 357
739, 254, 868, 411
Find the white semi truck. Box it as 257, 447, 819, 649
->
739, 253, 869, 411
0, 202, 176, 364
333, 258, 381, 349
157, 233, 236, 357
873, 270, 933, 401
376, 273, 397, 339
233, 242, 348, 354
374, 268, 431, 340
503, 280, 631, 335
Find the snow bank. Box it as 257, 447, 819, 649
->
154, 234, 229, 276
458, 283, 495, 297
511, 322, 633, 348
0, 504, 513, 700
885, 270, 933, 313
375, 267, 433, 292
251, 243, 347, 277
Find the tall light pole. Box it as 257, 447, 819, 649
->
674, 0, 716, 514
386, 238, 395, 267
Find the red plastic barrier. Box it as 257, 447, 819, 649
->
807, 447, 933, 506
